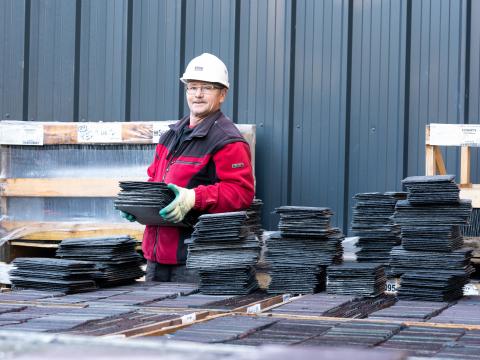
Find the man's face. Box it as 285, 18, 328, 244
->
186, 81, 227, 119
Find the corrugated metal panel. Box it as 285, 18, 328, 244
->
28, 0, 76, 121
407, 0, 467, 176
347, 0, 407, 228
130, 0, 182, 120
291, 0, 348, 228
183, 0, 236, 117
468, 0, 480, 183
78, 0, 128, 121
0, 0, 25, 120
237, 0, 292, 229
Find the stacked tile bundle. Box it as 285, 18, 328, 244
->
391, 175, 473, 302
186, 211, 261, 295
56, 235, 144, 286
327, 262, 386, 298
266, 206, 344, 294
246, 198, 264, 241
351, 192, 406, 269
10, 258, 97, 293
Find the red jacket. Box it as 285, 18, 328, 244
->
142, 111, 255, 264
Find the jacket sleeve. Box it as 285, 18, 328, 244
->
193, 141, 255, 213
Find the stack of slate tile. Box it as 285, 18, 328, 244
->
10, 258, 97, 293
327, 262, 386, 298
351, 192, 406, 270
391, 175, 473, 302
246, 198, 264, 240
114, 181, 197, 226
56, 235, 144, 286
186, 211, 261, 295
266, 206, 344, 294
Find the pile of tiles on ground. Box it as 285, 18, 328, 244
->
327, 262, 386, 298
227, 318, 340, 346
351, 192, 406, 268
268, 293, 395, 319
114, 181, 197, 226
246, 198, 264, 240
378, 325, 466, 357
391, 175, 473, 302
10, 258, 97, 293
66, 309, 188, 336
428, 295, 480, 325
56, 235, 144, 286
368, 300, 450, 322
186, 211, 260, 295
266, 206, 344, 294
159, 315, 277, 343
0, 303, 132, 333
301, 320, 403, 348
434, 329, 480, 359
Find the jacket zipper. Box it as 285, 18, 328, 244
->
173, 160, 200, 165
162, 141, 190, 182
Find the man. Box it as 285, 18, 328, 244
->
122, 53, 255, 282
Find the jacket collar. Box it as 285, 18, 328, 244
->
169, 111, 223, 139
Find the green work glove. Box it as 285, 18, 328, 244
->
160, 184, 196, 223
120, 211, 136, 222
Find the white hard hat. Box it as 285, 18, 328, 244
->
180, 53, 229, 88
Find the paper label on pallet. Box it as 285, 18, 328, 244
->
0, 122, 44, 145
430, 123, 480, 146
282, 294, 291, 303
385, 278, 400, 295
77, 123, 122, 143
463, 283, 480, 296
181, 312, 196, 325
246, 303, 262, 314
151, 123, 171, 143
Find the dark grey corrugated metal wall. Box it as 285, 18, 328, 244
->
0, 0, 478, 231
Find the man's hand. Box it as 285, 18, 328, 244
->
160, 184, 195, 223
120, 211, 136, 222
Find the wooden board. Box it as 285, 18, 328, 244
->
0, 221, 144, 241
0, 178, 143, 197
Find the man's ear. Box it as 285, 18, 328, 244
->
219, 89, 228, 104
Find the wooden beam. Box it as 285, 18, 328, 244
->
461, 146, 471, 186
425, 145, 436, 175
0, 178, 144, 197
10, 241, 59, 248
434, 146, 447, 175
1, 220, 144, 241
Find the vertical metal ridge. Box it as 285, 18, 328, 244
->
232, 0, 241, 123
464, 0, 471, 124
178, 0, 187, 119
286, 0, 297, 205
124, 0, 133, 121
22, 0, 31, 121
342, 0, 353, 233
73, 0, 82, 122
402, 0, 412, 179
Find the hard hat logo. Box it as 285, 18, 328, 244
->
180, 53, 230, 89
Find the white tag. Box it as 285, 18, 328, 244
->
385, 278, 400, 294
282, 294, 291, 303
463, 283, 480, 296
0, 122, 44, 145
181, 312, 196, 325
77, 123, 122, 143
246, 303, 262, 314
152, 123, 170, 143
430, 123, 480, 146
